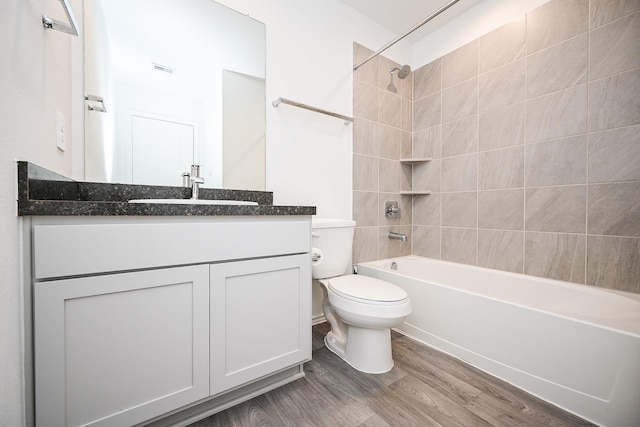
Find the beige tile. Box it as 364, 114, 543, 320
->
527, 34, 588, 98
442, 154, 477, 192
479, 16, 526, 74
590, 0, 640, 28
524, 232, 586, 283
353, 118, 378, 156
589, 68, 640, 132
379, 193, 412, 226
442, 116, 478, 158
353, 80, 378, 121
587, 235, 640, 292
442, 192, 477, 228
402, 131, 412, 159
478, 230, 524, 274
401, 71, 413, 101
526, 0, 589, 54
413, 126, 441, 159
526, 84, 587, 143
402, 99, 412, 132
378, 158, 401, 193
353, 227, 378, 264
414, 92, 441, 131
379, 124, 402, 160
413, 193, 440, 226
414, 59, 441, 99
442, 227, 477, 265
412, 226, 441, 259
413, 159, 441, 193
401, 163, 412, 192
353, 42, 378, 85
588, 182, 640, 237
590, 12, 640, 80
352, 191, 378, 227
525, 136, 587, 187
378, 226, 412, 259
479, 59, 525, 112
442, 78, 478, 123
442, 40, 478, 89
379, 90, 402, 128
353, 154, 378, 192
525, 186, 587, 233
478, 189, 524, 230
479, 102, 525, 151
588, 124, 640, 183
478, 146, 524, 190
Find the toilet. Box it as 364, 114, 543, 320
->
312, 217, 411, 374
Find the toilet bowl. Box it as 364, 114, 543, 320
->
312, 217, 412, 374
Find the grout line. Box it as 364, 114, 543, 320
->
476, 39, 480, 268
523, 10, 529, 275
439, 59, 443, 261
585, 1, 591, 285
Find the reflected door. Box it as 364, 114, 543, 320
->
131, 114, 194, 186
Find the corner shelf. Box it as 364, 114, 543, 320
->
400, 191, 432, 195
399, 157, 432, 196
399, 157, 432, 164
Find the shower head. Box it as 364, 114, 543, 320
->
390, 64, 411, 79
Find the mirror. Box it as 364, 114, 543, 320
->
84, 0, 266, 190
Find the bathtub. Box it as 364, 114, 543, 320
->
357, 256, 640, 427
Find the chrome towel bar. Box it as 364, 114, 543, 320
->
272, 97, 353, 125
42, 0, 79, 36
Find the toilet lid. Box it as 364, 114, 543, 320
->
327, 275, 407, 302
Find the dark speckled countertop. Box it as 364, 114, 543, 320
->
17, 161, 316, 217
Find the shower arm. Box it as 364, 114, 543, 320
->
353, 0, 460, 71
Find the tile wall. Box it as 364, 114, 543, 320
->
352, 43, 414, 261
353, 0, 640, 293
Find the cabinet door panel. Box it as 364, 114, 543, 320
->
34, 265, 209, 427
210, 254, 311, 395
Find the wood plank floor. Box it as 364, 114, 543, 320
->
189, 323, 596, 426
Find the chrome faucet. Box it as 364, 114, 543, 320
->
388, 231, 407, 242
189, 164, 204, 200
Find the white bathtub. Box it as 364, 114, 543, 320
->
357, 256, 640, 427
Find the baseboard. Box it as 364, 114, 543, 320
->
312, 314, 326, 325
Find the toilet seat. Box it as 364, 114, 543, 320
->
326, 275, 408, 305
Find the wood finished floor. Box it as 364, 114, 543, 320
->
189, 323, 596, 427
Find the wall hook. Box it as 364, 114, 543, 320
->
42, 0, 79, 36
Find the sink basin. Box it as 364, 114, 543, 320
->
128, 198, 258, 206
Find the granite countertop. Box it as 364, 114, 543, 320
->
17, 162, 316, 217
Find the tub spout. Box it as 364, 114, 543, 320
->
388, 231, 407, 242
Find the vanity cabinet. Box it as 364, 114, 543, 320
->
210, 255, 310, 395
30, 216, 311, 427
34, 266, 211, 427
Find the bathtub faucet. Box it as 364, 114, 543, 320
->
388, 231, 407, 242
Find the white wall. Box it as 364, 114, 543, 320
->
217, 0, 409, 218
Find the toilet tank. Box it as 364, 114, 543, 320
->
311, 217, 356, 279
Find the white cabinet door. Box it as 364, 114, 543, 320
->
34, 265, 210, 427
210, 254, 311, 395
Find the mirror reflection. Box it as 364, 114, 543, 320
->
84, 0, 266, 189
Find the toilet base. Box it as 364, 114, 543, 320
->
324, 326, 394, 374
